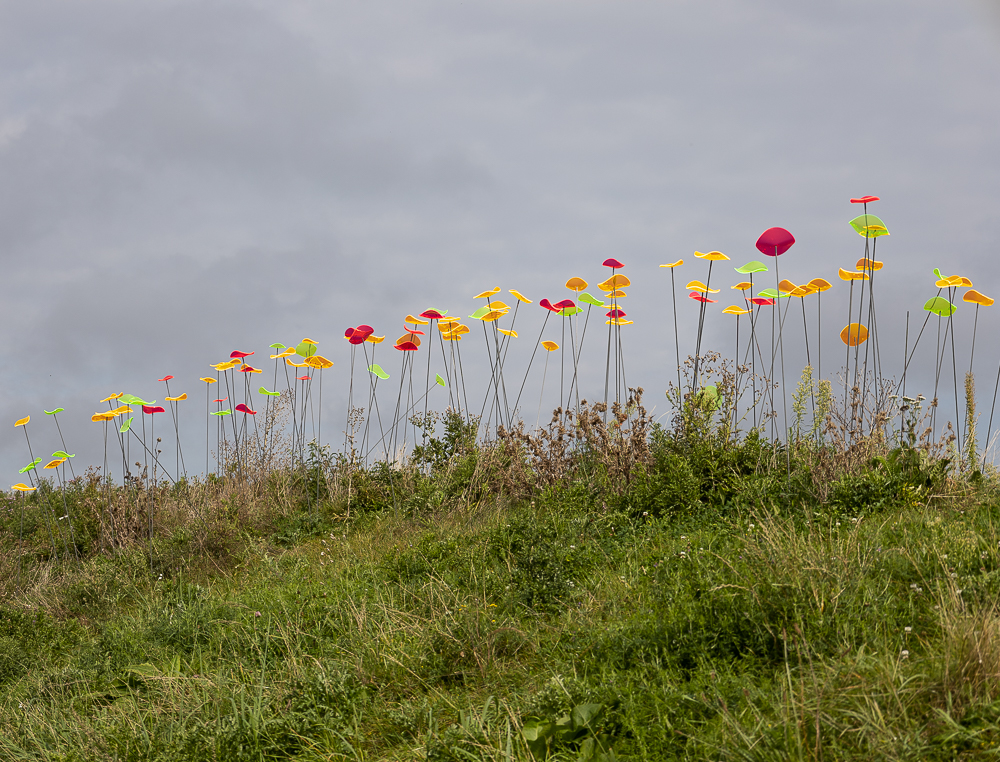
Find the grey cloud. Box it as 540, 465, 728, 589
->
1, 0, 1000, 476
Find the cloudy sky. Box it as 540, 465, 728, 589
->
1, 0, 999, 480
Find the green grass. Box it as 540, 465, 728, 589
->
2, 398, 1000, 760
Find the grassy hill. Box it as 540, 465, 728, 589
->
2, 388, 1000, 760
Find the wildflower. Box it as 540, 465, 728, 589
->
254, 611, 261, 618
904, 626, 912, 633
901, 650, 910, 659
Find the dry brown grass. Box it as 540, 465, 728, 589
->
496, 387, 652, 496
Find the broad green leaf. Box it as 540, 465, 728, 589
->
572, 703, 605, 730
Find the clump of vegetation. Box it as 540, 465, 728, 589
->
2, 363, 1000, 760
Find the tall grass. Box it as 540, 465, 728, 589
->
2, 363, 1000, 760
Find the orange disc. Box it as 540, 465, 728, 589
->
840, 323, 869, 346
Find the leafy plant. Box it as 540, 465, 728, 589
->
522, 703, 617, 761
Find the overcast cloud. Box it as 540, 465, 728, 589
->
1, 0, 999, 479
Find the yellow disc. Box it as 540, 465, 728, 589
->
838, 269, 868, 282
686, 280, 720, 294
694, 250, 729, 261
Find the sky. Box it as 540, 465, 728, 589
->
1, 0, 999, 481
